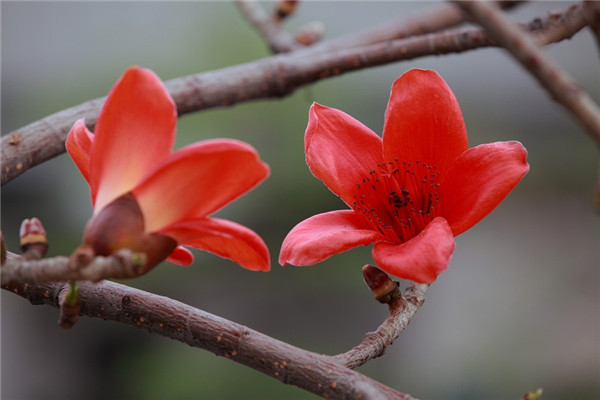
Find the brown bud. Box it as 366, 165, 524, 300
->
19, 217, 48, 258
275, 0, 298, 20
295, 21, 325, 46
362, 265, 400, 304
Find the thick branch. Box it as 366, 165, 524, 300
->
1, 3, 587, 186
3, 278, 418, 400
333, 283, 428, 369
455, 1, 600, 148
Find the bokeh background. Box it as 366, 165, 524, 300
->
1, 2, 598, 399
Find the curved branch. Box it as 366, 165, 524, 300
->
1, 3, 587, 186
455, 1, 600, 148
333, 283, 428, 369
3, 277, 418, 400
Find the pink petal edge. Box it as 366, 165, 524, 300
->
159, 217, 270, 272
65, 119, 94, 186
279, 209, 384, 266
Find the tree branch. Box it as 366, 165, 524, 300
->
455, 1, 600, 148
333, 283, 428, 369
2, 275, 419, 400
1, 3, 587, 186
0, 248, 149, 285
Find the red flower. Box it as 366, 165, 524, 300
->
279, 69, 529, 283
66, 66, 270, 273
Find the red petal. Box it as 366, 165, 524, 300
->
372, 217, 455, 283
439, 141, 529, 235
279, 210, 383, 266
305, 103, 383, 206
167, 246, 194, 266
159, 217, 270, 271
66, 119, 94, 185
133, 139, 269, 233
91, 66, 176, 212
382, 69, 468, 174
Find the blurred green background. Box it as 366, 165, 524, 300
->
1, 2, 598, 399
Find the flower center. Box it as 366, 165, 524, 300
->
351, 159, 441, 243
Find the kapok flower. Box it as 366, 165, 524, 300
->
279, 69, 529, 283
66, 66, 270, 273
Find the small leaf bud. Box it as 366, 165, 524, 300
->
19, 217, 48, 258
275, 0, 298, 20
295, 21, 325, 46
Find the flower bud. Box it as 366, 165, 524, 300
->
19, 217, 48, 258
362, 264, 400, 303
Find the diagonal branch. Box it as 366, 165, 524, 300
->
1, 3, 587, 186
455, 1, 600, 148
2, 274, 418, 400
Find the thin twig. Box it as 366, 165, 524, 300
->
455, 1, 600, 148
333, 283, 428, 369
1, 3, 587, 186
236, 0, 301, 53
2, 275, 418, 400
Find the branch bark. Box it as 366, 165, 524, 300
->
1, 3, 587, 186
455, 1, 600, 148
3, 277, 419, 400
